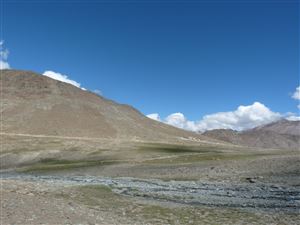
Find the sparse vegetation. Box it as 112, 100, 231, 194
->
72, 184, 298, 225
18, 158, 122, 173
138, 143, 222, 154
143, 152, 270, 164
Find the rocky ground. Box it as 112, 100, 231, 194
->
1, 142, 300, 224
2, 172, 300, 211
1, 178, 299, 225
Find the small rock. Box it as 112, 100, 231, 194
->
246, 177, 256, 183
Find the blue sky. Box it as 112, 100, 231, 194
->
1, 0, 299, 130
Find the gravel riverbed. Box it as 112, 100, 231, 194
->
1, 172, 299, 213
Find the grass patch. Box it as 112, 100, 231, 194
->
19, 158, 121, 173
138, 143, 222, 154
144, 152, 271, 165
134, 202, 264, 225
75, 185, 131, 211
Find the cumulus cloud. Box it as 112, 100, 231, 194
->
197, 102, 282, 131
147, 102, 282, 132
147, 113, 161, 121
291, 86, 300, 109
292, 86, 300, 100
286, 115, 300, 121
165, 113, 198, 131
43, 70, 86, 90
0, 40, 10, 70
0, 61, 10, 70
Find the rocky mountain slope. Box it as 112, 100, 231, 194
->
252, 119, 300, 136
0, 70, 211, 144
203, 119, 300, 149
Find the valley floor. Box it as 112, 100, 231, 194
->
1, 141, 300, 225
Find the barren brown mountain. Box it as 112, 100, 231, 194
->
203, 119, 300, 150
0, 69, 212, 143
252, 119, 300, 135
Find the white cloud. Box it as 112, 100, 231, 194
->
43, 70, 86, 90
286, 115, 300, 121
196, 102, 282, 131
165, 113, 198, 131
284, 112, 300, 121
0, 40, 10, 70
147, 113, 161, 121
292, 86, 300, 100
291, 86, 300, 109
147, 102, 282, 132
0, 61, 10, 70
